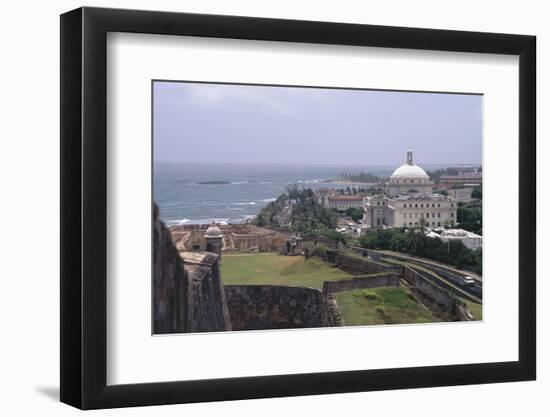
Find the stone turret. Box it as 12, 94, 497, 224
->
205, 223, 223, 261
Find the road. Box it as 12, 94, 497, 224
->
348, 246, 482, 302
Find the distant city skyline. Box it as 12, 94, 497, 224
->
153, 81, 482, 166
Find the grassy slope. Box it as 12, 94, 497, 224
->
335, 287, 443, 326
382, 256, 482, 318
464, 300, 483, 320
221, 253, 352, 289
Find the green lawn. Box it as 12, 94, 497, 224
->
464, 300, 483, 320
335, 287, 443, 326
221, 253, 352, 289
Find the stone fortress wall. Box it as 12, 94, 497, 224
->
155, 206, 474, 334
153, 205, 232, 334
402, 266, 474, 320
322, 273, 400, 293
224, 285, 331, 330
315, 248, 474, 321
316, 248, 402, 275
170, 223, 290, 253
403, 266, 455, 311
180, 251, 232, 332
153, 204, 188, 334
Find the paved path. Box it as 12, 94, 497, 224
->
348, 245, 481, 281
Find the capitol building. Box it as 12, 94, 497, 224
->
363, 150, 457, 229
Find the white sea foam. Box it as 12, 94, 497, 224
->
194, 218, 229, 225
166, 217, 231, 226
289, 179, 326, 185
261, 198, 276, 203
234, 201, 257, 206
165, 218, 191, 226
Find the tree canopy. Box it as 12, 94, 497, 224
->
255, 185, 338, 236
359, 228, 482, 275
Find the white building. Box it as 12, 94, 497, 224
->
363, 150, 457, 230
386, 150, 434, 197
326, 194, 364, 211
447, 187, 474, 203
439, 228, 483, 250
318, 190, 365, 211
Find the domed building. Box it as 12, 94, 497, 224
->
386, 150, 434, 197
363, 150, 457, 230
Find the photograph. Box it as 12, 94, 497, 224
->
52, 4, 538, 411
152, 81, 483, 334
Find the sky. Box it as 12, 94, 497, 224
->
153, 81, 482, 166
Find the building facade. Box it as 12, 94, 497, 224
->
317, 189, 368, 211
439, 228, 482, 250
438, 166, 482, 190
363, 150, 457, 230
326, 194, 365, 211
447, 187, 474, 203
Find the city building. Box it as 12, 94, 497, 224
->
439, 228, 483, 250
363, 150, 457, 230
325, 194, 364, 211
447, 187, 475, 203
438, 166, 482, 190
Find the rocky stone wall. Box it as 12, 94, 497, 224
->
153, 204, 232, 334
224, 285, 331, 330
181, 252, 232, 332
322, 273, 401, 294
170, 224, 289, 253
402, 266, 474, 319
414, 272, 456, 312
317, 249, 401, 275
153, 204, 188, 334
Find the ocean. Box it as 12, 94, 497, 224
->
153, 162, 440, 226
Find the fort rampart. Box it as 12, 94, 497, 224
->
322, 273, 401, 294
316, 248, 401, 275
153, 204, 232, 333
224, 285, 332, 330
403, 266, 473, 319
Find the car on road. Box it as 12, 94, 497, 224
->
462, 276, 476, 286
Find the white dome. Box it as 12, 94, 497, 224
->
390, 150, 429, 179
205, 225, 222, 238
390, 163, 429, 179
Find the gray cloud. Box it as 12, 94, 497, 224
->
153, 81, 482, 166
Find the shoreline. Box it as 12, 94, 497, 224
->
166, 216, 257, 227
323, 179, 382, 185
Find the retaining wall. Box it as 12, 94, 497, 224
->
224, 285, 331, 330
322, 273, 400, 294
317, 249, 401, 275
404, 266, 458, 314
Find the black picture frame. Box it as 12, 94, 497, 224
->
60, 6, 536, 410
